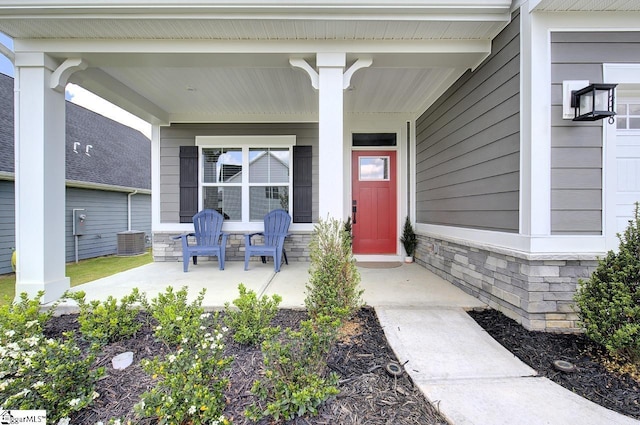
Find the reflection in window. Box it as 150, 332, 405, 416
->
250, 186, 289, 221
201, 145, 291, 223
359, 157, 390, 181
249, 148, 290, 183
249, 148, 290, 220
616, 102, 640, 130
203, 148, 242, 183
202, 186, 242, 221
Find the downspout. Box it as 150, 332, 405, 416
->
127, 190, 138, 231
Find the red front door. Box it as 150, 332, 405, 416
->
351, 151, 397, 254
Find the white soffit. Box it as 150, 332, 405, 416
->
0, 1, 512, 121
532, 0, 640, 11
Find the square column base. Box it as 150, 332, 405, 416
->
15, 277, 70, 304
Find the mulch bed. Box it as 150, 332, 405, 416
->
468, 309, 640, 420
44, 307, 447, 424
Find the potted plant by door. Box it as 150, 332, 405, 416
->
400, 216, 417, 263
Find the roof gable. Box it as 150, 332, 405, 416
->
0, 73, 151, 190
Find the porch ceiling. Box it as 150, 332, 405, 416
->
532, 0, 640, 11
0, 0, 513, 124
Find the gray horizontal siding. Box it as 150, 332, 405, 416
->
0, 181, 15, 275
65, 188, 129, 262
415, 10, 520, 232
550, 31, 640, 234
131, 194, 152, 244
0, 184, 150, 273
160, 123, 318, 223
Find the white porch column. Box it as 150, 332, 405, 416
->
317, 53, 346, 219
14, 53, 70, 303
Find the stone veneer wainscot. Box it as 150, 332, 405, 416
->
414, 234, 599, 332
152, 232, 312, 264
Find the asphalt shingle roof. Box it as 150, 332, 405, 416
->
0, 73, 150, 190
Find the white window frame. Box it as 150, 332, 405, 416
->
616, 98, 640, 131
196, 135, 296, 230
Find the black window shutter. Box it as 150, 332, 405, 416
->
179, 146, 199, 223
293, 145, 312, 223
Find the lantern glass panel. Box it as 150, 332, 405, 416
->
594, 89, 610, 112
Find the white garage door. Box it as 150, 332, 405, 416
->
615, 98, 640, 234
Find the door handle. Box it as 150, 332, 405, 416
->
352, 200, 357, 224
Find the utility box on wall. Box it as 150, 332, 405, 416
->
73, 209, 87, 236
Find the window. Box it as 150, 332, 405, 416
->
616, 101, 640, 130
359, 156, 390, 181
197, 136, 294, 223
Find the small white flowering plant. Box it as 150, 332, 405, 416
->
141, 286, 207, 345
0, 292, 104, 422
135, 289, 232, 425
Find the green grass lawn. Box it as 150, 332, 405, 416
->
0, 250, 153, 304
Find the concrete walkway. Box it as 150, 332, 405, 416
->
62, 259, 639, 425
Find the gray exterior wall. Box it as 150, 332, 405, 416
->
160, 123, 318, 223
0, 180, 15, 275
415, 11, 520, 232
65, 188, 151, 262
0, 184, 151, 273
550, 32, 640, 234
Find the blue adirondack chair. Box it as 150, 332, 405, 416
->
244, 209, 291, 272
173, 209, 229, 272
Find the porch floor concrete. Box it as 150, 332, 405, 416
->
56, 259, 638, 425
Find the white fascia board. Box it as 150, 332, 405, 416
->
65, 180, 151, 194
0, 171, 14, 181
0, 1, 512, 20
16, 39, 493, 56
169, 113, 319, 124
0, 172, 149, 194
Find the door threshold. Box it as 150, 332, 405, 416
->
354, 254, 402, 262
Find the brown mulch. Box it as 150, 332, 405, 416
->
44, 307, 448, 424
468, 309, 640, 421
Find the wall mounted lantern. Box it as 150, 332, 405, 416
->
571, 83, 618, 123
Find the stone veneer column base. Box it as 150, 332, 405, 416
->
152, 231, 312, 264
414, 234, 600, 333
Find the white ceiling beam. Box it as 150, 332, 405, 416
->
16, 38, 492, 56
70, 68, 169, 124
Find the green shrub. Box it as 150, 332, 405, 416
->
142, 286, 207, 346
400, 216, 418, 257
0, 291, 54, 338
135, 320, 232, 425
0, 292, 103, 422
246, 315, 341, 422
305, 216, 363, 321
66, 289, 144, 344
224, 283, 282, 345
575, 202, 640, 364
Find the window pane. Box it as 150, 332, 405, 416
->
617, 117, 628, 129
203, 148, 242, 183
202, 186, 242, 221
249, 148, 290, 183
629, 104, 640, 115
618, 104, 627, 115
630, 117, 640, 129
250, 186, 289, 221
359, 157, 389, 181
